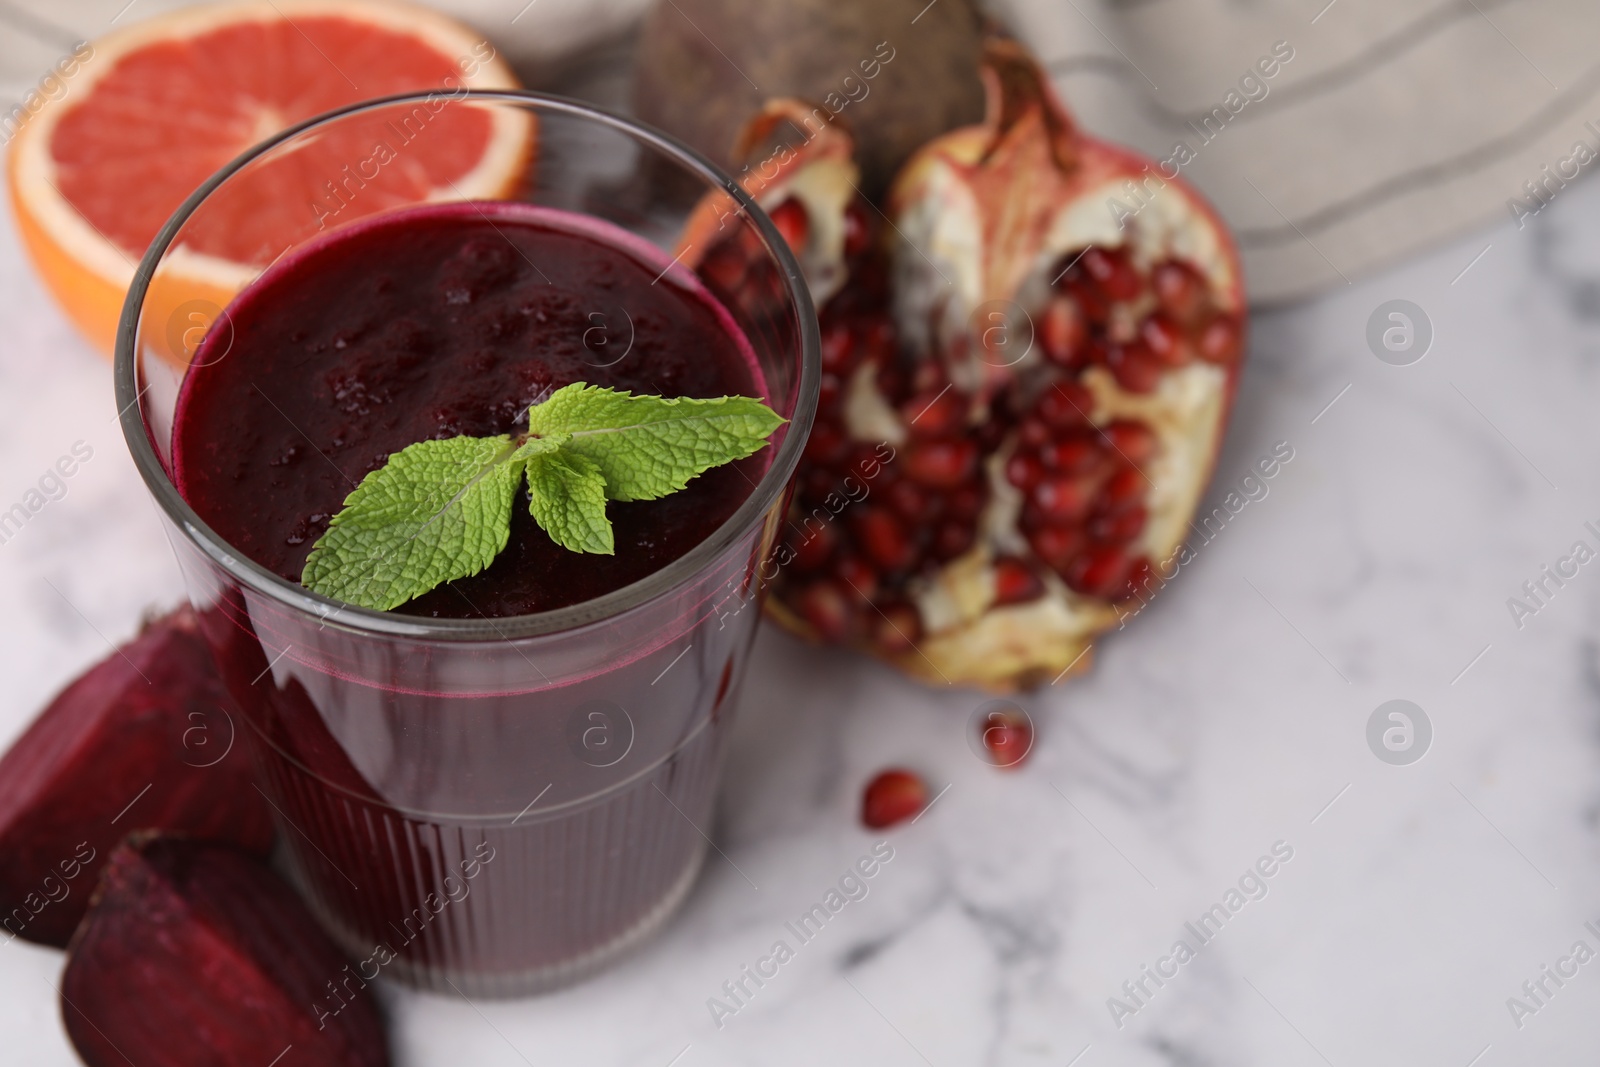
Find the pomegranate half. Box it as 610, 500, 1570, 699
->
763, 39, 1246, 691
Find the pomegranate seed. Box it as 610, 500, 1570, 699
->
1028, 526, 1085, 572
902, 389, 964, 437
1102, 420, 1157, 464
768, 198, 810, 252
1040, 434, 1100, 474
1099, 465, 1146, 510
1079, 245, 1142, 302
817, 373, 843, 411
1197, 314, 1242, 364
1030, 476, 1093, 524
700, 244, 746, 292
843, 202, 872, 259
803, 423, 848, 466
932, 520, 976, 562
1065, 276, 1111, 324
1106, 341, 1162, 394
1066, 546, 1132, 598
886, 480, 934, 523
1035, 382, 1092, 428
1152, 260, 1207, 322
797, 582, 851, 641
1019, 418, 1052, 449
905, 439, 978, 489
788, 522, 837, 572
947, 483, 985, 520
1088, 504, 1147, 544
1040, 297, 1087, 368
833, 555, 879, 600
802, 468, 839, 504
860, 317, 897, 362
861, 769, 927, 829
854, 508, 916, 572
1005, 450, 1045, 490
977, 707, 1033, 769
821, 324, 856, 373
1140, 313, 1191, 367
1121, 556, 1158, 602
993, 557, 1045, 606
874, 603, 923, 654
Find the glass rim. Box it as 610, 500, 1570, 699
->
114, 89, 820, 642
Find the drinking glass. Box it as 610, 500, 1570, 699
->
113, 92, 818, 996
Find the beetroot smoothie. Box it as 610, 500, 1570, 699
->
169, 202, 773, 993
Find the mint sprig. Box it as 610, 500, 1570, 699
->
301, 383, 785, 611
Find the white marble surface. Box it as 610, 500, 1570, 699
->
7, 76, 1600, 1067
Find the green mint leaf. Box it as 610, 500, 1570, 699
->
302, 435, 521, 611
301, 382, 784, 611
525, 383, 785, 501
525, 449, 614, 555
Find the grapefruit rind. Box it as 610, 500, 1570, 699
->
7, 0, 530, 356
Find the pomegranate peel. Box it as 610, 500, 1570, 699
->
679, 99, 864, 306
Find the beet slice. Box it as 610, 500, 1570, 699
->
61, 836, 388, 1067
0, 605, 274, 946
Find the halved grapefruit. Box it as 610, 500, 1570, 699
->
8, 0, 532, 357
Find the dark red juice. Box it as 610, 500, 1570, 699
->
174, 201, 766, 616
170, 203, 773, 993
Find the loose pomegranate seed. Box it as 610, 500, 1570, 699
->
1099, 465, 1146, 510
1066, 545, 1133, 598
1088, 504, 1147, 544
1005, 450, 1045, 490
802, 468, 839, 503
977, 707, 1033, 769
1101, 420, 1157, 464
886, 480, 935, 523
1078, 245, 1142, 302
1036, 382, 1092, 428
1040, 434, 1100, 474
874, 603, 923, 654
1028, 525, 1084, 572
854, 508, 916, 572
797, 582, 851, 641
821, 324, 856, 373
1152, 260, 1207, 322
902, 389, 964, 437
932, 520, 976, 562
1197, 314, 1242, 364
861, 769, 927, 829
1040, 296, 1087, 368
1140, 312, 1191, 367
843, 202, 872, 259
768, 198, 810, 253
993, 557, 1045, 606
905, 439, 978, 489
1030, 476, 1093, 524
1106, 340, 1162, 394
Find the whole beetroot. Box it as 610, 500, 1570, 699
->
61, 835, 388, 1067
0, 605, 273, 946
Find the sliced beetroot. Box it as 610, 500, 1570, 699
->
0, 605, 273, 946
61, 836, 388, 1067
